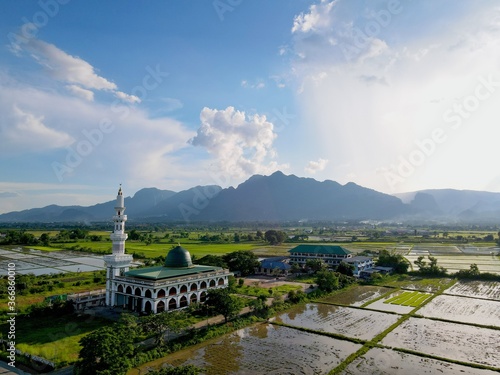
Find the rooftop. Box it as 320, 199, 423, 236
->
125, 264, 223, 280
289, 244, 352, 256
124, 245, 224, 280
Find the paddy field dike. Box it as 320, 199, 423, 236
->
132, 277, 500, 375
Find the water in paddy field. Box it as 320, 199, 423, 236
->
133, 322, 362, 375
275, 303, 399, 341
405, 245, 500, 275
133, 281, 500, 374
0, 247, 106, 276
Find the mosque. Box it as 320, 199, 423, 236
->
103, 187, 231, 314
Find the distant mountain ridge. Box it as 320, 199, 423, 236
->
395, 189, 500, 222
1, 172, 500, 223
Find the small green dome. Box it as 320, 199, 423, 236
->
165, 246, 193, 268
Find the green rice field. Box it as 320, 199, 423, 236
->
383, 291, 431, 307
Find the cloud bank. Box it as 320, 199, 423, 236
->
190, 106, 288, 180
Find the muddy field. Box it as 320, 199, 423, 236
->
275, 303, 400, 341
344, 347, 499, 375
381, 276, 453, 293
405, 252, 500, 275
364, 291, 415, 314
417, 294, 500, 327
381, 317, 500, 368
444, 280, 500, 300
319, 285, 393, 306
132, 280, 500, 375
134, 323, 361, 375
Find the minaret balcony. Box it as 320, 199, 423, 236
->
113, 215, 127, 221
110, 233, 128, 241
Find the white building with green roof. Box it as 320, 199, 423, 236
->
288, 244, 353, 268
105, 187, 231, 314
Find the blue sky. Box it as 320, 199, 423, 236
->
1, 0, 500, 213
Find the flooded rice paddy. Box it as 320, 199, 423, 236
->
344, 347, 499, 375
405, 246, 500, 275
0, 247, 107, 275
382, 317, 500, 368
444, 280, 500, 300
137, 323, 362, 375
275, 303, 399, 340
319, 285, 392, 306
133, 280, 500, 375
418, 294, 500, 327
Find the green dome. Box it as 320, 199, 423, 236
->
164, 246, 193, 268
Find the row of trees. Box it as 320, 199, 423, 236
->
195, 250, 259, 276
74, 286, 247, 375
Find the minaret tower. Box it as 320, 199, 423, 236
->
104, 185, 133, 307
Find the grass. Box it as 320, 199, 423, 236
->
378, 274, 454, 293
0, 271, 106, 315
236, 283, 302, 298
0, 314, 110, 367
36, 241, 270, 258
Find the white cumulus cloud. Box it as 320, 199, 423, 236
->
292, 0, 336, 34
305, 158, 329, 174
115, 91, 141, 104
1, 106, 74, 152
66, 85, 94, 101
290, 1, 500, 193
190, 107, 287, 179
11, 33, 138, 103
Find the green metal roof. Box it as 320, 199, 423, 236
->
125, 265, 222, 280
124, 246, 223, 280
164, 245, 193, 268
288, 244, 352, 255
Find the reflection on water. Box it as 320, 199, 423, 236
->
202, 333, 242, 374
276, 303, 399, 341
141, 322, 361, 375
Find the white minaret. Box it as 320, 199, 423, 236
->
104, 185, 133, 307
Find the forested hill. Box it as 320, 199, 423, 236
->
2, 172, 500, 223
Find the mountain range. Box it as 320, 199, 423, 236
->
1, 171, 500, 223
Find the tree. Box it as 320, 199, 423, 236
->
256, 230, 263, 240
194, 254, 227, 268
141, 311, 188, 346
249, 294, 268, 317
376, 250, 409, 274
75, 326, 135, 375
128, 229, 140, 241
39, 233, 50, 246
455, 263, 481, 278
287, 290, 306, 303
290, 262, 301, 274
484, 234, 494, 241
222, 250, 259, 276
305, 259, 326, 273
468, 263, 480, 276
264, 230, 287, 245
414, 255, 447, 276
336, 262, 354, 277
315, 269, 339, 292
414, 255, 426, 270
206, 288, 243, 323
